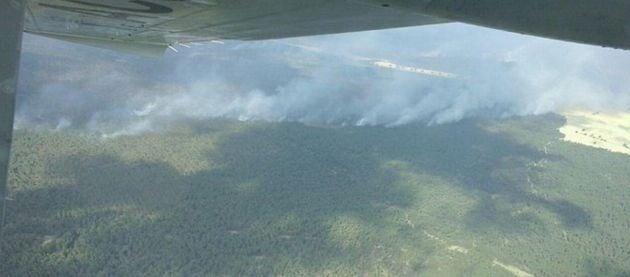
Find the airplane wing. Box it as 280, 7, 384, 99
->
23, 0, 449, 55
22, 0, 630, 54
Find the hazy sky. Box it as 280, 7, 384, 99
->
16, 23, 630, 136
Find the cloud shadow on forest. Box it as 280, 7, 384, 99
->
3, 116, 592, 275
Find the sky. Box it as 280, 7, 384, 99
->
16, 23, 630, 136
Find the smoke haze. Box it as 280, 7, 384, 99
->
16, 23, 630, 136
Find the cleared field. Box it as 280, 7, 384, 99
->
559, 111, 630, 155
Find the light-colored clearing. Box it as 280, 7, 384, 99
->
559, 111, 630, 155
423, 230, 447, 244
373, 60, 458, 78
41, 235, 60, 247
447, 245, 469, 254
493, 259, 534, 277
423, 230, 535, 276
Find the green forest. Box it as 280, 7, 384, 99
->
1, 114, 629, 276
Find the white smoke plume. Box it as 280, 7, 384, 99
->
16, 23, 630, 136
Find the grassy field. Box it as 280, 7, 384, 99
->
1, 114, 629, 276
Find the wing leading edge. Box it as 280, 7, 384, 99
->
23, 0, 449, 54
24, 0, 630, 53
362, 0, 630, 50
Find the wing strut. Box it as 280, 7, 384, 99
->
0, 0, 25, 229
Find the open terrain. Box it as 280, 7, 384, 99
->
559, 111, 630, 156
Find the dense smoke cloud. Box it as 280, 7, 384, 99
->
16, 23, 630, 136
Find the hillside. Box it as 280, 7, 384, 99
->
1, 114, 629, 276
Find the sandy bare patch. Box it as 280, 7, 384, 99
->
447, 245, 469, 254
559, 111, 630, 155
493, 259, 534, 277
